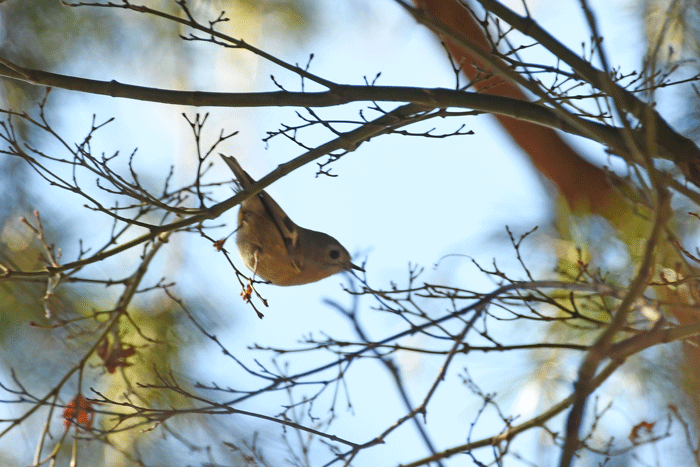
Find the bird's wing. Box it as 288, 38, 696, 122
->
221, 155, 299, 253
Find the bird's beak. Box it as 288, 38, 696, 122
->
349, 262, 365, 272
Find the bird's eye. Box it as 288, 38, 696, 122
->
329, 249, 340, 260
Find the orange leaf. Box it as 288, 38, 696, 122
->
63, 395, 94, 430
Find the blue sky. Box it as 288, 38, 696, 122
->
3, 0, 674, 465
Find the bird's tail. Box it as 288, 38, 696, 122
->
221, 155, 255, 189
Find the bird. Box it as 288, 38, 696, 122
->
221, 155, 364, 286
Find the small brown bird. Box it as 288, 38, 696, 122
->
221, 155, 363, 286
